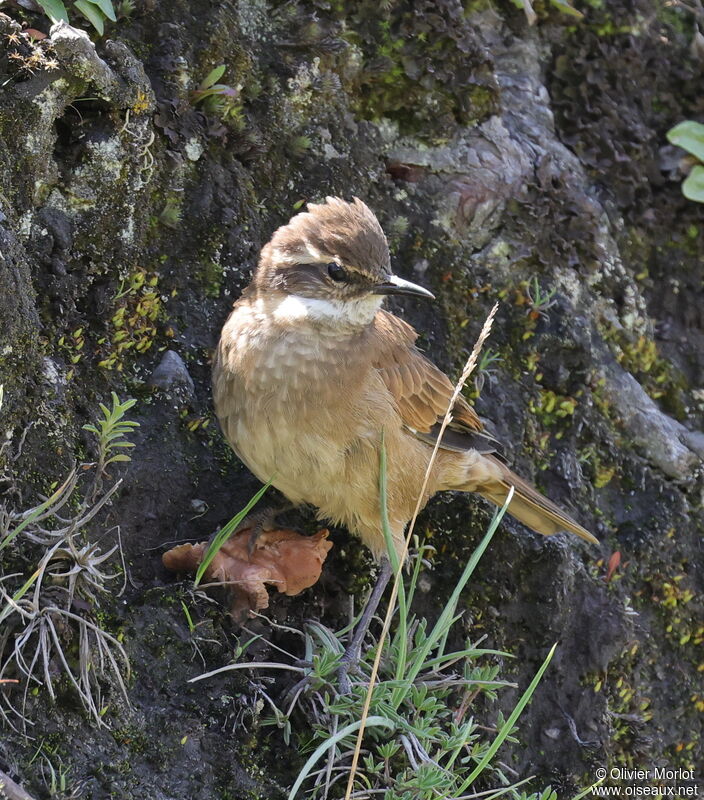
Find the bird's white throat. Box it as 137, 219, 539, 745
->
272, 293, 383, 327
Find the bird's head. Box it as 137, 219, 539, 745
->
253, 197, 434, 327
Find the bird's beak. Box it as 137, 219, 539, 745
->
372, 274, 435, 300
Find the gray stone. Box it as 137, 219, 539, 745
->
148, 350, 195, 399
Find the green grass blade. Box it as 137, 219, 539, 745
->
0, 568, 41, 625
398, 489, 513, 703
423, 647, 514, 670
180, 601, 195, 633
287, 716, 395, 800
194, 481, 271, 586
405, 537, 428, 607
455, 642, 557, 793
433, 494, 511, 661
458, 775, 536, 800
306, 621, 345, 655
571, 779, 605, 800
379, 436, 401, 575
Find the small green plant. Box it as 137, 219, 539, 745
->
288, 135, 313, 158
667, 120, 704, 203
191, 467, 557, 799
97, 267, 164, 371
191, 65, 245, 128
0, 393, 137, 731
190, 303, 567, 797
512, 278, 559, 342
114, 0, 134, 19
158, 199, 182, 229
82, 391, 139, 476
524, 277, 558, 321
529, 388, 578, 428
40, 753, 85, 800
35, 0, 117, 36
474, 347, 503, 394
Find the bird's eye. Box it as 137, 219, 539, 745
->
327, 262, 347, 282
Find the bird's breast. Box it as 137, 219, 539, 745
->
214, 304, 374, 498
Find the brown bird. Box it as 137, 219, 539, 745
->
212, 197, 597, 668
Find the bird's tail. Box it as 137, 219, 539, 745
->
473, 455, 599, 545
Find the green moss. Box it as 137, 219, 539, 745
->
112, 724, 151, 756
529, 388, 579, 428
335, 2, 498, 136
655, 2, 692, 36
196, 259, 225, 299
599, 323, 688, 419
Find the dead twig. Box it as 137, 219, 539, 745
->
0, 770, 38, 800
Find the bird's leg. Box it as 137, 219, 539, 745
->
338, 557, 393, 694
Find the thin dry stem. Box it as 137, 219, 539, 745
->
1, 508, 131, 731
0, 769, 38, 800
343, 302, 500, 800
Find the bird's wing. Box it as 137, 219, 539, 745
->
370, 311, 502, 456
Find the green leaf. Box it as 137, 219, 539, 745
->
199, 64, 226, 91
682, 165, 704, 203
84, 0, 116, 20
549, 0, 583, 17
73, 0, 105, 34
37, 0, 70, 23
379, 436, 409, 688
194, 481, 271, 586
105, 454, 132, 464
191, 85, 228, 103
667, 120, 704, 163
180, 601, 195, 633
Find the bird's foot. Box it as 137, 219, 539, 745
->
238, 503, 296, 557
208, 503, 296, 557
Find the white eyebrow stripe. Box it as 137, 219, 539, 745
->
303, 239, 323, 261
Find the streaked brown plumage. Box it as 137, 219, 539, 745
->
213, 197, 597, 561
